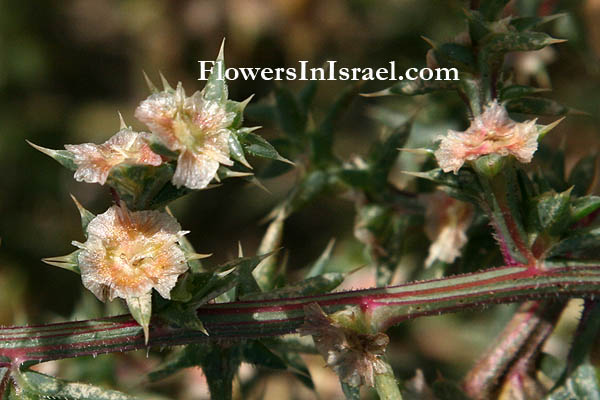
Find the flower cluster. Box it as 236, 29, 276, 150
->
434, 100, 539, 173
134, 82, 236, 189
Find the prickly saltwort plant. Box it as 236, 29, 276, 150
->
2, 3, 599, 400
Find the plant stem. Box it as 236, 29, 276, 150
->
375, 359, 403, 400
463, 301, 565, 399
1, 264, 600, 369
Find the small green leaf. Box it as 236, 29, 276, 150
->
368, 121, 412, 189
202, 40, 228, 105
148, 141, 178, 158
107, 163, 175, 210
70, 195, 96, 235
506, 97, 569, 116
242, 273, 344, 300
548, 226, 600, 257
534, 188, 572, 235
242, 341, 287, 370
483, 32, 565, 54
499, 84, 548, 101
465, 9, 490, 44
510, 13, 566, 31
285, 170, 331, 214
547, 363, 600, 400
568, 155, 598, 197
27, 141, 78, 171
401, 168, 481, 203
571, 196, 600, 222
42, 250, 81, 274
14, 370, 138, 400
125, 294, 152, 344
306, 238, 336, 278
337, 168, 373, 190
253, 209, 286, 291
298, 80, 318, 112
158, 302, 207, 335
238, 130, 293, 164
363, 78, 454, 97
226, 95, 253, 129
147, 179, 192, 209
479, 0, 509, 21
199, 343, 242, 400
275, 86, 306, 139
228, 130, 252, 169
434, 43, 475, 69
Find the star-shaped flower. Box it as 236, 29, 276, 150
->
435, 100, 539, 173
135, 82, 236, 189
65, 128, 162, 185
73, 203, 189, 303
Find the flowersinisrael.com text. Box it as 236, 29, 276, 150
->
198, 60, 459, 82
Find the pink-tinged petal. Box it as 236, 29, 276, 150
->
135, 81, 239, 190
66, 143, 114, 184
65, 129, 162, 185
423, 192, 474, 267
434, 101, 540, 174
134, 91, 180, 150
74, 204, 188, 302
172, 150, 220, 190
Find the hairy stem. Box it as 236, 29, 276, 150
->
375, 359, 403, 400
463, 301, 565, 399
1, 263, 599, 369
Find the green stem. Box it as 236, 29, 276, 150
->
475, 160, 534, 266
1, 263, 599, 369
375, 359, 403, 400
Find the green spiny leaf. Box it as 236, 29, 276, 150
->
547, 363, 600, 400
27, 141, 77, 171
202, 40, 228, 105
571, 196, 600, 222
483, 32, 565, 54
510, 13, 566, 31
238, 129, 293, 164
506, 97, 569, 116
434, 43, 475, 69
479, 0, 509, 21
242, 341, 287, 370
70, 195, 95, 235
568, 155, 598, 197
275, 85, 306, 139
534, 188, 573, 235
125, 294, 152, 344
306, 238, 336, 278
42, 250, 81, 274
499, 84, 549, 101
14, 370, 139, 400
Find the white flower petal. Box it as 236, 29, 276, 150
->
172, 150, 220, 189
76, 204, 188, 303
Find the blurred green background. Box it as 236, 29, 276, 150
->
1, 0, 599, 398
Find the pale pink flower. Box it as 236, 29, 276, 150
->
72, 204, 188, 302
423, 192, 474, 267
135, 83, 235, 189
299, 303, 389, 387
65, 129, 162, 185
435, 100, 539, 173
